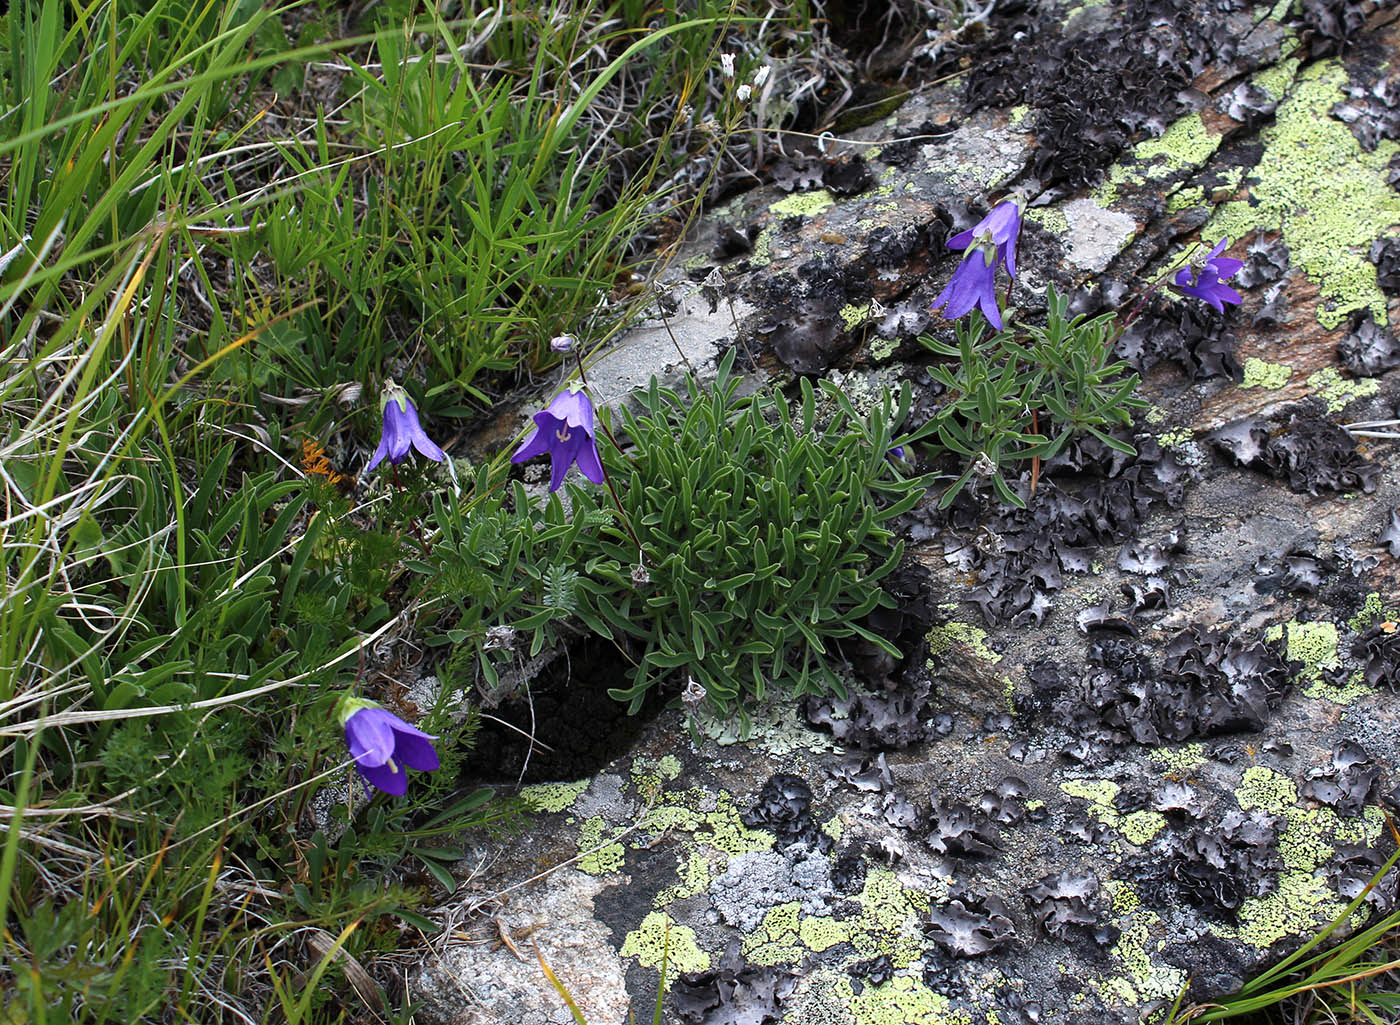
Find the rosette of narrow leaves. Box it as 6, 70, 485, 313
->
919, 286, 1145, 508
1021, 286, 1145, 456
595, 351, 926, 720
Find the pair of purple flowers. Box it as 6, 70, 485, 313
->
928, 200, 1244, 328
365, 379, 603, 495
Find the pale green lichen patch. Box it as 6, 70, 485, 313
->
1240, 356, 1292, 389
926, 622, 1002, 662
743, 902, 808, 966
1120, 810, 1168, 846
847, 975, 972, 1025
750, 223, 780, 267
1306, 366, 1380, 412
1061, 778, 1121, 828
1267, 615, 1377, 703
1236, 765, 1299, 816
1236, 871, 1346, 948
1253, 54, 1301, 102
1204, 60, 1400, 329
840, 303, 869, 330
1167, 185, 1206, 212
521, 779, 590, 813
654, 850, 716, 907
1150, 742, 1207, 776
621, 911, 712, 974
822, 814, 844, 842
1105, 906, 1188, 1005
578, 815, 626, 874
1133, 112, 1223, 177
1348, 593, 1397, 632
848, 869, 936, 965
770, 189, 837, 218
1026, 206, 1069, 236
1156, 427, 1193, 448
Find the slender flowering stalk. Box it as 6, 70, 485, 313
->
336, 696, 439, 797
364, 379, 447, 473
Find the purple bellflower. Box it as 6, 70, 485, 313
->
946, 200, 1022, 279
365, 380, 447, 473
929, 248, 1003, 330
1172, 238, 1244, 313
510, 386, 606, 492
337, 697, 440, 797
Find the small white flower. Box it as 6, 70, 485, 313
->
720, 53, 735, 79
753, 64, 771, 88
736, 84, 752, 102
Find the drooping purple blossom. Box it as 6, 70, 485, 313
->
947, 200, 1022, 279
1172, 238, 1244, 313
365, 380, 447, 473
511, 387, 606, 492
929, 248, 1003, 330
338, 700, 440, 797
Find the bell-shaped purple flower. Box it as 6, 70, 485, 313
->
929, 248, 1003, 330
510, 387, 606, 492
1172, 238, 1244, 313
365, 380, 447, 473
338, 699, 440, 797
947, 200, 1022, 279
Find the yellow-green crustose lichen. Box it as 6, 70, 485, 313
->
1240, 357, 1292, 389
577, 815, 626, 874
1156, 427, 1193, 448
521, 779, 589, 813
770, 189, 837, 218
1205, 60, 1400, 329
1266, 618, 1377, 703
926, 622, 1002, 663
621, 911, 712, 974
1348, 592, 1397, 632
1150, 742, 1207, 777
1227, 766, 1384, 948
1306, 366, 1380, 412
1061, 778, 1121, 827
1119, 811, 1168, 846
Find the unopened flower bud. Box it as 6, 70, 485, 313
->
550, 333, 575, 353
753, 64, 771, 88
720, 53, 735, 79
631, 561, 651, 586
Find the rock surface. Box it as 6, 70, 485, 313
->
412, 1, 1400, 1022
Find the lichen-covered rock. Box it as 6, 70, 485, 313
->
411, 2, 1400, 1022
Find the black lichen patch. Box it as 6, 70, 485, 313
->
965, 0, 1254, 191
770, 155, 825, 193
1222, 82, 1278, 130
1330, 70, 1400, 150
1352, 619, 1400, 688
1297, 0, 1373, 57
1209, 408, 1381, 496
1235, 234, 1292, 289
805, 679, 935, 751
925, 890, 1018, 957
1116, 296, 1240, 380
1037, 625, 1294, 762
1338, 312, 1400, 376
1380, 506, 1400, 558
1371, 236, 1400, 294
1301, 741, 1382, 815
911, 433, 1193, 627
668, 943, 798, 1025
925, 789, 1001, 860
1327, 843, 1400, 910
1137, 808, 1284, 922
830, 845, 869, 894
824, 156, 874, 197
1253, 544, 1334, 596
848, 954, 894, 989
742, 773, 832, 852
1024, 869, 1106, 942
